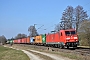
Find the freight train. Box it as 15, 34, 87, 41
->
7, 29, 79, 48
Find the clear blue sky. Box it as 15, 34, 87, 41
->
0, 0, 90, 39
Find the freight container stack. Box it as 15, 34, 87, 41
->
42, 34, 46, 43
30, 37, 35, 44
17, 39, 21, 44
35, 35, 42, 45
24, 38, 27, 43
27, 37, 30, 43
21, 38, 25, 43
10, 40, 13, 43
6, 40, 10, 44
13, 39, 18, 44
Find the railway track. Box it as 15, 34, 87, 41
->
14, 44, 90, 57
75, 48, 90, 56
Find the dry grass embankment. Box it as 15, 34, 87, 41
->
0, 46, 30, 60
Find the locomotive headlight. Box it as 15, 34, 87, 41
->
66, 38, 70, 40
74, 37, 77, 39
66, 38, 70, 41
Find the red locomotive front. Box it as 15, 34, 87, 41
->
64, 29, 79, 48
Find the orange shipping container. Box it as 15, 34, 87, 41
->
35, 35, 42, 43
27, 37, 30, 43
14, 39, 18, 43
24, 38, 27, 43
18, 39, 22, 43
22, 38, 25, 43
21, 38, 27, 43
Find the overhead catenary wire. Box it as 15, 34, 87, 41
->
38, 24, 57, 34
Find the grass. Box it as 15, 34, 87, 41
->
5, 44, 90, 60
0, 46, 30, 60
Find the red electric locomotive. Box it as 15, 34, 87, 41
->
46, 29, 79, 48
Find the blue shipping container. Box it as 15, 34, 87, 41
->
30, 37, 34, 43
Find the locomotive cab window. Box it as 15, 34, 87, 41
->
71, 31, 76, 34
65, 31, 76, 35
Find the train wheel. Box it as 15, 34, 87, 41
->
67, 46, 69, 49
59, 45, 64, 49
73, 45, 77, 49
55, 44, 58, 48
61, 46, 64, 49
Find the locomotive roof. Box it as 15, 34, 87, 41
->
62, 29, 75, 31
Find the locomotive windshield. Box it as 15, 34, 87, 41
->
65, 31, 76, 35
71, 31, 76, 34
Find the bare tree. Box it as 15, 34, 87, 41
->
79, 20, 90, 46
55, 6, 74, 31
75, 5, 88, 32
55, 21, 67, 32
0, 35, 7, 45
15, 33, 27, 39
28, 25, 38, 37
55, 23, 60, 32
61, 6, 74, 29
55, 5, 88, 32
